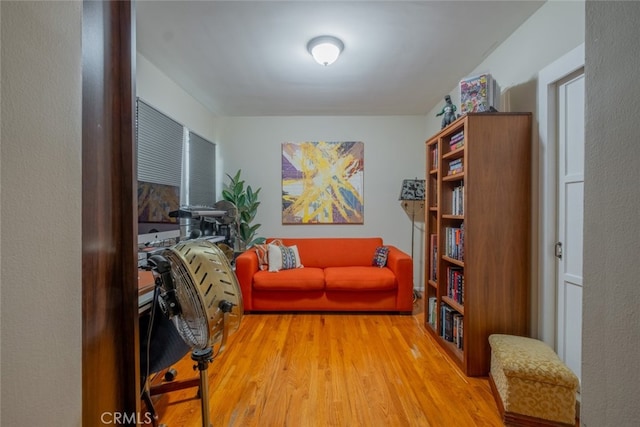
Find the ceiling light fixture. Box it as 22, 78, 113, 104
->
307, 35, 344, 66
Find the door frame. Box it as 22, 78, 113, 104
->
82, 0, 139, 422
537, 43, 585, 346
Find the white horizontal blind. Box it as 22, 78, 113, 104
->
136, 99, 184, 187
187, 131, 216, 206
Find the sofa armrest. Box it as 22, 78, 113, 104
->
385, 246, 414, 311
235, 249, 258, 311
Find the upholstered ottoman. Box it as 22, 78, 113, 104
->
488, 334, 579, 427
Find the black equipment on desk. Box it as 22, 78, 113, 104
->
169, 201, 237, 246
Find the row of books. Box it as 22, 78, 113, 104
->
429, 234, 437, 281
451, 182, 464, 215
446, 266, 464, 305
449, 130, 465, 150
444, 223, 464, 261
459, 73, 500, 115
441, 304, 464, 349
448, 158, 463, 175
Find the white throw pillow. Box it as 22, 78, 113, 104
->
268, 244, 303, 272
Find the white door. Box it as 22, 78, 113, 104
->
555, 70, 585, 384
537, 44, 585, 386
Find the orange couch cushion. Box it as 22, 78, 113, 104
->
253, 267, 325, 291
324, 266, 396, 291
271, 237, 383, 268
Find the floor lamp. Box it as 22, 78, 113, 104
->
399, 179, 426, 302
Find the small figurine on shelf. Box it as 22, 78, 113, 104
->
436, 95, 459, 129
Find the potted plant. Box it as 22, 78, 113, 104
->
222, 169, 265, 252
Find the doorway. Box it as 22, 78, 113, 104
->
537, 44, 585, 385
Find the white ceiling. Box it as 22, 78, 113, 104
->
136, 1, 545, 116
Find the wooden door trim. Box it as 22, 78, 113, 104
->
82, 0, 139, 424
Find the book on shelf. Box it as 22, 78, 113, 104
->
450, 130, 464, 143
428, 297, 437, 328
449, 131, 465, 150
446, 266, 464, 305
441, 304, 462, 343
429, 234, 438, 281
444, 224, 464, 261
452, 181, 464, 215
448, 158, 463, 175
441, 304, 454, 342
431, 146, 438, 169
453, 313, 464, 349
459, 73, 500, 115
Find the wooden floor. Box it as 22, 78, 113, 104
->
143, 300, 503, 427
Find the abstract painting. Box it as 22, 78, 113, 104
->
282, 141, 364, 224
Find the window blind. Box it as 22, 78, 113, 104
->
136, 99, 184, 187
187, 131, 216, 206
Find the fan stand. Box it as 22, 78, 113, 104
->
191, 347, 214, 427
147, 312, 232, 427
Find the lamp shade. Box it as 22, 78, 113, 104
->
307, 35, 344, 66
399, 179, 425, 201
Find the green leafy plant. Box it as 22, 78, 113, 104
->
222, 170, 265, 251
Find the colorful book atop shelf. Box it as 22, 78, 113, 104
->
459, 73, 500, 115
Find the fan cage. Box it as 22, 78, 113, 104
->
161, 240, 243, 350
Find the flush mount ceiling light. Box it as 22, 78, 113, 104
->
307, 35, 344, 66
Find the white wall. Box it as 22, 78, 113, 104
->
1, 2, 82, 426
582, 2, 640, 425
137, 53, 225, 197
217, 115, 426, 255
424, 0, 586, 136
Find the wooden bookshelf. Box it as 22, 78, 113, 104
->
423, 113, 532, 377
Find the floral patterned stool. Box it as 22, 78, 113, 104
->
488, 334, 579, 427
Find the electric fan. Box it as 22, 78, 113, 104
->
148, 239, 243, 427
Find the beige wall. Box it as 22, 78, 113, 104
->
582, 2, 640, 425
1, 1, 82, 426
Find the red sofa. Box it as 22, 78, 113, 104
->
234, 237, 414, 313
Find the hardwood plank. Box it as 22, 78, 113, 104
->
143, 304, 503, 427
